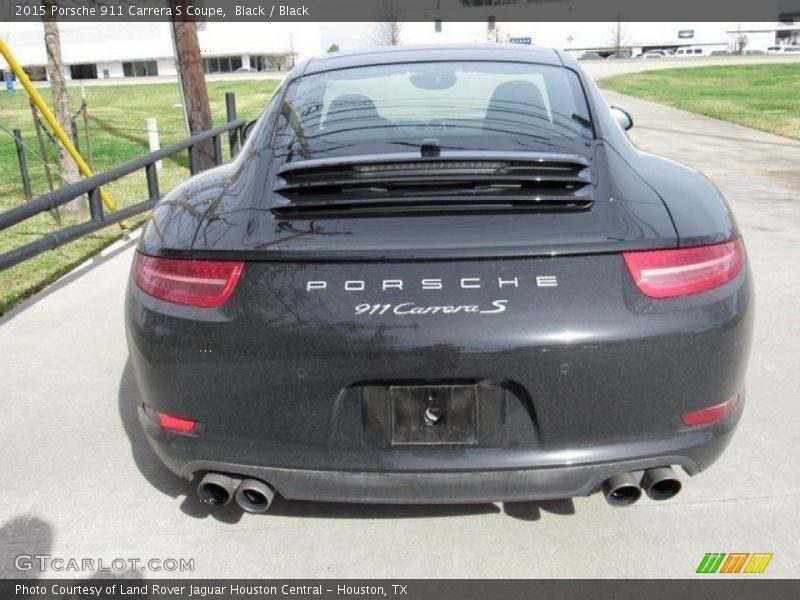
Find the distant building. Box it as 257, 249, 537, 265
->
0, 22, 321, 80
393, 21, 797, 57
3, 16, 797, 82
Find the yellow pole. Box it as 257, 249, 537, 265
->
0, 36, 118, 214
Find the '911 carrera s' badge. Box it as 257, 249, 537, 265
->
355, 301, 508, 316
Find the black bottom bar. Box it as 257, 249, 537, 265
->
2, 579, 798, 600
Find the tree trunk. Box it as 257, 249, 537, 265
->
171, 1, 215, 172
42, 15, 85, 217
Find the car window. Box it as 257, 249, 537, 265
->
273, 61, 594, 158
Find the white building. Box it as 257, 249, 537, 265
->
321, 21, 796, 57
2, 17, 796, 81
0, 21, 322, 79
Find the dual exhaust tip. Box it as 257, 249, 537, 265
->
197, 473, 275, 513
198, 467, 681, 511
602, 466, 682, 507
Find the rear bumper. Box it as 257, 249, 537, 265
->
127, 252, 753, 503
140, 401, 741, 503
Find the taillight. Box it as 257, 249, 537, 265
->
143, 405, 198, 434
681, 396, 739, 427
623, 239, 744, 299
132, 253, 243, 307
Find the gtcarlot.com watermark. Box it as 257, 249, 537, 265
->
14, 554, 195, 573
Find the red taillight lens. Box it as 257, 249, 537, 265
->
144, 405, 197, 433
623, 239, 745, 299
132, 253, 243, 307
681, 396, 739, 427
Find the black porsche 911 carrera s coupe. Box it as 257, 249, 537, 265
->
125, 45, 753, 512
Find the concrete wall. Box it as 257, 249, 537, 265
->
96, 61, 124, 79
156, 58, 177, 77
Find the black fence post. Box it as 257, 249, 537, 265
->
145, 163, 160, 202
70, 118, 80, 153
188, 145, 197, 175
213, 135, 223, 166
225, 92, 239, 158
81, 101, 94, 169
13, 128, 33, 201
88, 188, 104, 221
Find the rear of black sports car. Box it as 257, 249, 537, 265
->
125, 45, 753, 512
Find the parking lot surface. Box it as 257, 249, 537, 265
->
1, 79, 799, 579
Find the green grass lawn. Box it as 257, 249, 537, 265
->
0, 79, 279, 314
599, 64, 800, 141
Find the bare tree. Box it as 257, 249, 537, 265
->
41, 2, 84, 217
372, 0, 402, 46
286, 33, 297, 69
170, 0, 214, 172
608, 19, 630, 56
482, 24, 509, 44
734, 33, 749, 54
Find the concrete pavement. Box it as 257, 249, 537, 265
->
1, 76, 800, 579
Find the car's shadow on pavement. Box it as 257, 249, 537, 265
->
0, 515, 144, 582
119, 359, 576, 522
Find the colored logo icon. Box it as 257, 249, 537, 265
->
696, 553, 773, 574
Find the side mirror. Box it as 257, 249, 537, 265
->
610, 106, 634, 131
242, 119, 257, 141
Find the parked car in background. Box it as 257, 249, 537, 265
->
607, 50, 631, 59
766, 45, 800, 54
578, 51, 603, 60
675, 46, 707, 57
234, 67, 258, 73
640, 50, 671, 59
745, 49, 766, 55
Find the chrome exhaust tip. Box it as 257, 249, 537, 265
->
602, 472, 642, 507
197, 473, 239, 506
641, 467, 682, 501
235, 478, 275, 513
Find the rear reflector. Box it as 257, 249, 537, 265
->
623, 239, 745, 299
144, 405, 197, 433
681, 396, 739, 427
132, 253, 243, 307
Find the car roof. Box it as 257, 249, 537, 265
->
298, 44, 565, 76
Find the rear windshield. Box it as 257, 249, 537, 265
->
273, 61, 593, 160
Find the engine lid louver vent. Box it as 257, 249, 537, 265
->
272, 152, 594, 217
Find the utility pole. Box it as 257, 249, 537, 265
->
170, 0, 214, 172
170, 23, 191, 137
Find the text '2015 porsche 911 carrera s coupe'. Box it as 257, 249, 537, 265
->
125, 45, 753, 512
